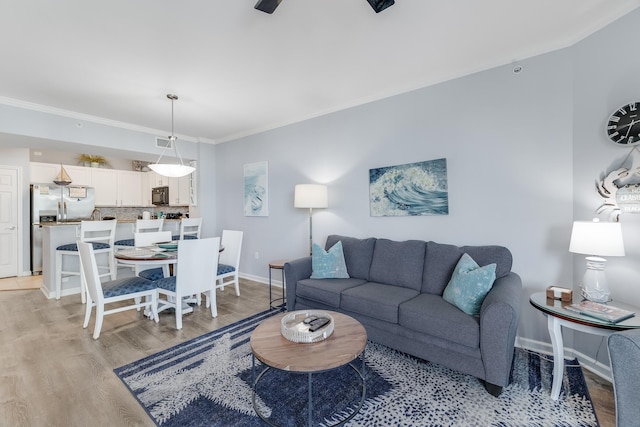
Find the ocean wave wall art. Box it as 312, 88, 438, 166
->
370, 158, 448, 216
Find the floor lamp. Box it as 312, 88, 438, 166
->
294, 184, 328, 256
569, 218, 625, 303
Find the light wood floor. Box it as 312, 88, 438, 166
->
0, 279, 616, 427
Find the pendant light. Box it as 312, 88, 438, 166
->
149, 94, 196, 178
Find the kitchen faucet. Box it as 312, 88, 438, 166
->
90, 208, 101, 221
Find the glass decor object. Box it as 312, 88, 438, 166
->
569, 218, 625, 303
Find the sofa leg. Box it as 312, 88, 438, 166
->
484, 382, 503, 397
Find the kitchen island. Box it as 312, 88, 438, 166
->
41, 220, 181, 299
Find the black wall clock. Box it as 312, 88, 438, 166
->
607, 102, 640, 146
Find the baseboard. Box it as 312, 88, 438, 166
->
516, 335, 612, 382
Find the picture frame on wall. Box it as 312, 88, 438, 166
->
369, 158, 448, 217
244, 161, 268, 216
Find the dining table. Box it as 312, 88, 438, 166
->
114, 242, 225, 316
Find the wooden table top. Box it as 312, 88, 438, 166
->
250, 311, 367, 373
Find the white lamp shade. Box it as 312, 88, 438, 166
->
569, 220, 625, 257
294, 184, 328, 209
148, 163, 195, 178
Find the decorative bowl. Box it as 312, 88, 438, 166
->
157, 241, 178, 250
280, 310, 334, 343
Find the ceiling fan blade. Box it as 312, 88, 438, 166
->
367, 0, 395, 13
255, 0, 283, 14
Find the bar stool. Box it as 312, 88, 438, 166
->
55, 220, 117, 301
268, 259, 287, 310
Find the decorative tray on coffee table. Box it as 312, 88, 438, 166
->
280, 310, 334, 343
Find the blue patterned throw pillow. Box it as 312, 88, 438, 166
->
443, 253, 496, 316
311, 241, 350, 279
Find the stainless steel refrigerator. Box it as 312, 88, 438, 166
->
30, 183, 95, 274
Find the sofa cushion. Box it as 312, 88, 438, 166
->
422, 241, 512, 295
326, 235, 376, 280
443, 253, 496, 315
341, 282, 419, 324
311, 241, 349, 279
297, 278, 366, 308
369, 239, 426, 291
399, 293, 480, 348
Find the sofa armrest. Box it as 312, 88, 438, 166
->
284, 256, 312, 311
479, 272, 523, 387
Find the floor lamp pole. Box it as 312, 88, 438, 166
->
308, 207, 313, 256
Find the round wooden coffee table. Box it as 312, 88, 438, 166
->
250, 311, 367, 427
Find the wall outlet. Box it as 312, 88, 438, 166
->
254, 251, 259, 260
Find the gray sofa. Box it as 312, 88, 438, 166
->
608, 329, 640, 426
284, 235, 522, 396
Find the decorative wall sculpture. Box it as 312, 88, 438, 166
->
369, 158, 448, 217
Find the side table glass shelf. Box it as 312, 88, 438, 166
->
529, 291, 640, 400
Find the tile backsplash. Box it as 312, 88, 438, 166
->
95, 206, 189, 220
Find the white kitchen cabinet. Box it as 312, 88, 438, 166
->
30, 162, 92, 186
91, 168, 118, 206
30, 162, 59, 183
64, 165, 92, 186
147, 171, 169, 188
117, 171, 143, 206
168, 175, 191, 206
140, 172, 153, 206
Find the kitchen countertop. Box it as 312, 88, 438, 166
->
35, 218, 183, 226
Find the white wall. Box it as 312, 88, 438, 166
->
215, 48, 575, 346
570, 9, 640, 363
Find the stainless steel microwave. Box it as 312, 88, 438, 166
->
152, 186, 169, 205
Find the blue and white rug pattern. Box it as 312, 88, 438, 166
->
115, 310, 598, 426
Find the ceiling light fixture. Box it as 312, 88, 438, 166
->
148, 94, 196, 178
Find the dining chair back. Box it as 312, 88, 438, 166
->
176, 217, 202, 240
134, 231, 172, 247
133, 230, 173, 279
115, 218, 165, 249
155, 237, 220, 330
77, 241, 158, 339
135, 218, 164, 233
55, 219, 117, 301
215, 230, 244, 297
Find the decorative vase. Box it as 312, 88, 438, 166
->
91, 162, 99, 168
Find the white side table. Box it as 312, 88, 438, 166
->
529, 291, 640, 400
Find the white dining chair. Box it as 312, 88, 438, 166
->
173, 217, 202, 240
55, 220, 117, 301
134, 230, 173, 279
214, 229, 243, 296
115, 218, 165, 248
115, 218, 166, 272
77, 241, 158, 339
155, 237, 220, 330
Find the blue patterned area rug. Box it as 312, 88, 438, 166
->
115, 310, 598, 426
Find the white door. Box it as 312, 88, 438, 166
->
0, 167, 19, 278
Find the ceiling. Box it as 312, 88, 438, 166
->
1, 0, 639, 145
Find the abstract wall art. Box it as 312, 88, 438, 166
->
243, 161, 268, 216
370, 158, 449, 217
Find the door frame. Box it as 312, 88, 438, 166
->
0, 165, 24, 277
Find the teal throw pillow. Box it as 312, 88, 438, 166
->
443, 253, 496, 316
311, 241, 350, 279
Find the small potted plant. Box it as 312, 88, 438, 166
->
77, 154, 111, 168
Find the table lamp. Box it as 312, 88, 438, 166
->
569, 218, 625, 303
294, 184, 328, 256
